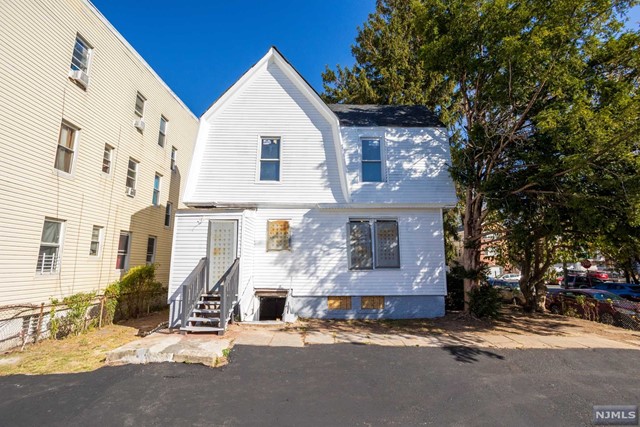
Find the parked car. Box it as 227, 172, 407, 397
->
587, 270, 609, 281
592, 283, 640, 302
492, 280, 525, 305
561, 274, 606, 289
499, 273, 521, 282
546, 289, 640, 328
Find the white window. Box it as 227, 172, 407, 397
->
146, 236, 156, 264
102, 144, 113, 174
348, 219, 400, 270
89, 225, 103, 256
170, 147, 177, 171
70, 35, 91, 73
37, 219, 64, 273
361, 138, 383, 182
267, 220, 290, 251
152, 174, 161, 206
126, 158, 138, 193
54, 122, 78, 174
165, 202, 172, 227
259, 137, 280, 181
116, 232, 130, 270
134, 92, 146, 117
158, 116, 168, 147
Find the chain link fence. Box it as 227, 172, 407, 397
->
0, 291, 167, 352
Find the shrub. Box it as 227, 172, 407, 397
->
468, 285, 502, 319
49, 291, 96, 339
445, 272, 465, 311
108, 264, 163, 320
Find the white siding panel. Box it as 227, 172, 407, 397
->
187, 62, 346, 205
250, 208, 447, 297
342, 127, 457, 205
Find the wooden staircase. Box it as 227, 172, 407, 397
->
181, 293, 224, 333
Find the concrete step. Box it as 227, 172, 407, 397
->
180, 325, 224, 333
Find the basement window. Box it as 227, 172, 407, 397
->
327, 296, 351, 311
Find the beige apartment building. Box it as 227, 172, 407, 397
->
0, 0, 199, 306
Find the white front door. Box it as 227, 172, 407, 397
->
208, 220, 238, 292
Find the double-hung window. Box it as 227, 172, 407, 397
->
170, 147, 177, 171
361, 138, 383, 182
102, 144, 113, 174
259, 137, 280, 181
126, 158, 138, 194
165, 202, 172, 227
54, 122, 78, 174
116, 232, 130, 270
89, 225, 103, 256
134, 92, 146, 118
37, 219, 64, 273
152, 174, 161, 206
348, 219, 400, 270
70, 35, 91, 73
158, 116, 168, 147
146, 236, 156, 264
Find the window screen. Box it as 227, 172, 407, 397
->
267, 220, 290, 251
348, 221, 373, 270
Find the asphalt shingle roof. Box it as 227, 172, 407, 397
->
328, 104, 443, 128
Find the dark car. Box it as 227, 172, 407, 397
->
492, 280, 525, 305
561, 274, 606, 289
592, 283, 640, 302
546, 289, 640, 329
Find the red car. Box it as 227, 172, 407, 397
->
587, 270, 609, 281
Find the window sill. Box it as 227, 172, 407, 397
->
255, 181, 282, 185
53, 169, 74, 180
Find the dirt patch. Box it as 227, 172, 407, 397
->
0, 310, 169, 375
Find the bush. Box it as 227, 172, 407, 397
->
49, 291, 97, 338
468, 285, 502, 319
107, 264, 163, 320
446, 272, 465, 311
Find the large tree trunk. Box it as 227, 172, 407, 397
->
462, 188, 484, 311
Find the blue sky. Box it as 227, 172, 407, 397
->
91, 0, 376, 115
91, 1, 639, 116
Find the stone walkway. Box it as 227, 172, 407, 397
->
106, 315, 640, 367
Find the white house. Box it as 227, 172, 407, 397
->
168, 47, 457, 332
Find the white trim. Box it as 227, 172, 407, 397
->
146, 235, 157, 265
152, 173, 162, 206
255, 135, 282, 183
116, 231, 132, 271
359, 136, 387, 183
53, 120, 81, 179
89, 225, 104, 257
81, 0, 196, 120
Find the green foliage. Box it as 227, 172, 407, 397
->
108, 264, 163, 320
49, 292, 96, 339
102, 281, 120, 325
468, 285, 502, 319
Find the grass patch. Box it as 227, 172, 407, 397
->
0, 310, 168, 375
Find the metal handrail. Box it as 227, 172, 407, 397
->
218, 258, 240, 331
180, 257, 207, 328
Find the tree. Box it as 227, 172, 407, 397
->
324, 0, 638, 311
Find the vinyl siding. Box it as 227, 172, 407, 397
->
0, 0, 198, 305
341, 127, 457, 205
186, 61, 346, 205
169, 207, 447, 319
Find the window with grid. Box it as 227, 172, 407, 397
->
361, 296, 385, 310
126, 158, 138, 191
259, 137, 280, 181
146, 236, 156, 264
170, 147, 177, 171
361, 138, 383, 182
327, 296, 352, 310
134, 92, 146, 117
70, 35, 91, 72
54, 123, 77, 173
152, 174, 161, 206
348, 219, 400, 270
158, 116, 168, 147
267, 220, 290, 251
37, 219, 64, 273
116, 232, 130, 270
102, 144, 113, 174
89, 225, 103, 256
165, 203, 172, 227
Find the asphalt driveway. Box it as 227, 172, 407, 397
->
0, 345, 638, 426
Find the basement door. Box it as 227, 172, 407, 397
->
208, 220, 238, 292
